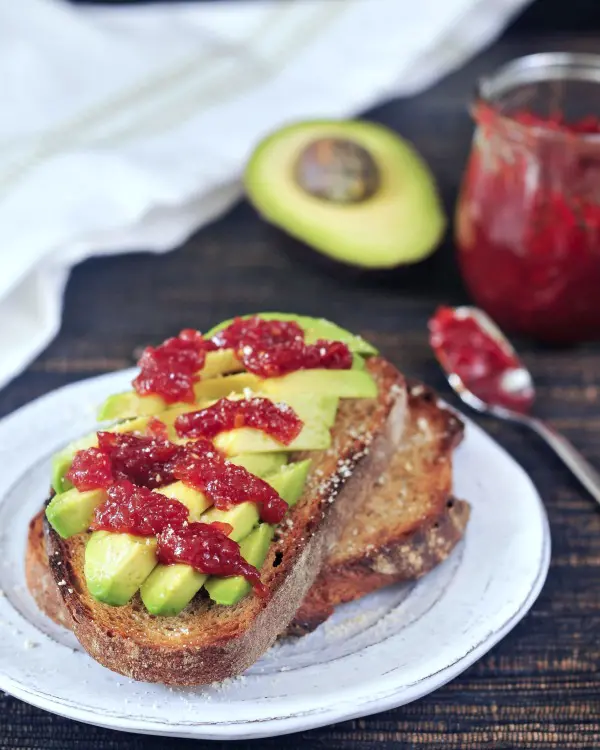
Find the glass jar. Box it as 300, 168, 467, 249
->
456, 53, 600, 343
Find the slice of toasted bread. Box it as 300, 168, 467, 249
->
26, 381, 469, 645
41, 357, 406, 685
288, 382, 469, 634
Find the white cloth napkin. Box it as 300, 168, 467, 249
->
0, 0, 530, 391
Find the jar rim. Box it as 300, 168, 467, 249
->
475, 52, 600, 142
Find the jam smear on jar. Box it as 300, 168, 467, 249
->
429, 306, 533, 413
157, 523, 268, 596
91, 480, 189, 535
211, 316, 352, 377
133, 329, 217, 404
174, 397, 303, 445
96, 431, 184, 489
175, 444, 288, 524
65, 447, 114, 491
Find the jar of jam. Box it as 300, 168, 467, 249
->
456, 53, 600, 343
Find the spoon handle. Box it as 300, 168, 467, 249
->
528, 416, 600, 506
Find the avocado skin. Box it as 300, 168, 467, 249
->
244, 120, 446, 269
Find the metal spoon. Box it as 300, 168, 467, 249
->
434, 305, 600, 506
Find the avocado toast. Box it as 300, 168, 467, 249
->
34, 314, 408, 684
28, 381, 469, 641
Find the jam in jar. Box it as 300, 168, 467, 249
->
456, 53, 600, 343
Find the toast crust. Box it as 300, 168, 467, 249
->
289, 382, 468, 634
43, 357, 407, 685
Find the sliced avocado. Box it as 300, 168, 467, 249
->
264, 459, 311, 507
263, 392, 339, 429
214, 421, 331, 455
244, 121, 445, 269
201, 349, 243, 378
98, 372, 260, 422
85, 531, 158, 606
228, 452, 287, 477
46, 487, 107, 538
51, 414, 164, 494
51, 434, 98, 494
352, 354, 366, 370
202, 501, 259, 541
155, 481, 211, 521
261, 368, 377, 399
140, 502, 258, 616
206, 313, 377, 356
205, 524, 274, 606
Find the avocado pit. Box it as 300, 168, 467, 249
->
295, 137, 380, 204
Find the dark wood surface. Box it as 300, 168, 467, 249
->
2, 31, 600, 750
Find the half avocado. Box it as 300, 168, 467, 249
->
244, 120, 445, 269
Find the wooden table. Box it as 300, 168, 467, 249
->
1, 32, 599, 750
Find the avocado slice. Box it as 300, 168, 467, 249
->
205, 524, 274, 606
139, 501, 259, 616
206, 313, 377, 356
84, 531, 158, 606
139, 462, 309, 616
228, 452, 287, 476
260, 368, 377, 400
98, 372, 260, 422
46, 487, 107, 539
244, 121, 445, 269
265, 459, 311, 507
155, 482, 211, 521
50, 413, 169, 494
214, 421, 331, 455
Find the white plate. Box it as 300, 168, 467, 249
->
0, 370, 550, 740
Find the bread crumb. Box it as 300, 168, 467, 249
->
375, 474, 386, 487
23, 640, 38, 650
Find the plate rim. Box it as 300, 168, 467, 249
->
0, 369, 552, 740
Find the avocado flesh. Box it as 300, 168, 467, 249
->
50, 413, 174, 494
84, 532, 158, 606
206, 313, 377, 356
244, 120, 445, 269
264, 459, 311, 507
205, 524, 274, 606
214, 421, 330, 455
97, 372, 259, 422
46, 488, 107, 538
228, 452, 287, 476
155, 482, 211, 521
261, 368, 377, 400
140, 502, 259, 616
140, 461, 309, 615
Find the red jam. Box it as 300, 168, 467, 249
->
457, 105, 600, 343
157, 523, 267, 596
97, 431, 184, 489
174, 397, 303, 445
66, 447, 113, 491
429, 306, 533, 412
91, 480, 189, 535
174, 444, 287, 524
133, 329, 217, 404
211, 317, 352, 377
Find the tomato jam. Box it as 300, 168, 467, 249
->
174, 444, 287, 524
457, 54, 600, 343
133, 329, 217, 404
211, 316, 352, 377
157, 523, 267, 596
175, 397, 303, 445
91, 480, 189, 535
429, 306, 533, 412
66, 447, 113, 491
